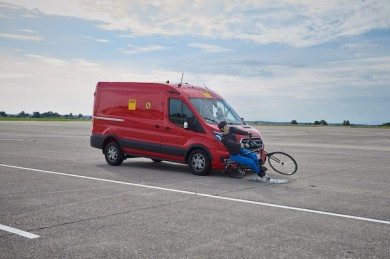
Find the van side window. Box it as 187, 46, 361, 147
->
169, 98, 194, 127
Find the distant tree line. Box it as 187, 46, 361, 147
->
0, 111, 87, 119
290, 120, 389, 126
291, 120, 351, 126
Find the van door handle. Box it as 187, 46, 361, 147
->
154, 125, 160, 128
165, 127, 171, 130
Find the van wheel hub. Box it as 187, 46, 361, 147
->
104, 142, 124, 166
107, 146, 118, 161
192, 154, 205, 171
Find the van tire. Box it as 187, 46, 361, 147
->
188, 149, 211, 176
104, 142, 124, 166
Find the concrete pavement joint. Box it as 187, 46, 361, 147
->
27, 196, 206, 233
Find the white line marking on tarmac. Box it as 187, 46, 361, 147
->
1, 163, 390, 225
0, 224, 40, 239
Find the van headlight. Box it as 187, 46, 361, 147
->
213, 131, 222, 142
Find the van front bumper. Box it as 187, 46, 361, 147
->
211, 149, 230, 170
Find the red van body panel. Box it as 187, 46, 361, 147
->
91, 82, 262, 173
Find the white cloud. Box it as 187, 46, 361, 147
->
0, 3, 21, 9
20, 29, 37, 33
1, 1, 389, 123
95, 39, 110, 43
0, 72, 33, 79
121, 44, 165, 55
0, 33, 42, 41
25, 54, 69, 66
197, 55, 390, 124
19, 14, 39, 18
24, 54, 102, 71
200, 54, 390, 103
1, 51, 389, 123
0, 53, 176, 114
189, 43, 233, 53
83, 36, 110, 43
5, 0, 390, 47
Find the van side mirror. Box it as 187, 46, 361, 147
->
184, 116, 194, 130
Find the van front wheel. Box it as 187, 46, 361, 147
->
188, 149, 211, 176
104, 142, 124, 166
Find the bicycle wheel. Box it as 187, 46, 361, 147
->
267, 152, 297, 175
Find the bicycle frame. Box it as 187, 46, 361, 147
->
224, 135, 298, 177
243, 137, 267, 161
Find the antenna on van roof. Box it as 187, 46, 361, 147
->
197, 74, 208, 89
178, 73, 184, 87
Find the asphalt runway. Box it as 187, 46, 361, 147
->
1, 121, 389, 258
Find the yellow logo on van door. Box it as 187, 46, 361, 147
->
128, 99, 136, 110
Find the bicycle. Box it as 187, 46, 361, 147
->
223, 135, 298, 178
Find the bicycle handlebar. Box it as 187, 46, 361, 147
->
247, 134, 260, 148
242, 133, 265, 156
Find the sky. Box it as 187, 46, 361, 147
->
0, 0, 389, 125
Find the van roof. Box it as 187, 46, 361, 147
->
168, 83, 224, 100
97, 82, 224, 100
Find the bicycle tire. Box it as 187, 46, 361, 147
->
267, 151, 298, 175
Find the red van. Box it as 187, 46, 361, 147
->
90, 82, 263, 175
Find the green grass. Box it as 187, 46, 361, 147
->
249, 123, 390, 128
0, 117, 91, 122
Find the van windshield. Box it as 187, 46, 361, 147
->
190, 98, 244, 125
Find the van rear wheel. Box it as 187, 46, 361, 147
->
188, 149, 211, 176
104, 142, 124, 166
